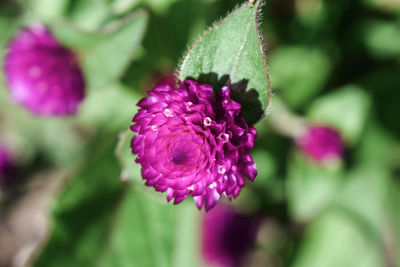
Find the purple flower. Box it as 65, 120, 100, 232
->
4, 24, 85, 116
0, 145, 15, 185
130, 77, 257, 211
202, 204, 260, 267
296, 125, 345, 162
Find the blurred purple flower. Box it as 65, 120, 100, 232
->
131, 77, 257, 211
296, 125, 344, 162
4, 24, 85, 116
202, 204, 260, 267
0, 145, 15, 185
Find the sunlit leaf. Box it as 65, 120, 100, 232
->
178, 0, 270, 124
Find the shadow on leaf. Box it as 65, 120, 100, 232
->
187, 72, 264, 125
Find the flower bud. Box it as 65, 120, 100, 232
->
4, 24, 85, 116
296, 125, 344, 162
202, 204, 260, 267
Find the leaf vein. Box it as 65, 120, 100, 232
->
230, 10, 252, 83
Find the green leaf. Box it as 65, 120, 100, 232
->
97, 186, 200, 267
0, 17, 20, 49
287, 151, 343, 222
66, 0, 110, 30
50, 10, 148, 90
292, 209, 383, 267
252, 149, 276, 186
82, 10, 148, 90
361, 19, 400, 59
50, 21, 111, 50
178, 0, 271, 124
78, 83, 142, 132
34, 141, 124, 267
269, 46, 331, 109
356, 119, 400, 168
386, 182, 400, 266
333, 163, 390, 242
111, 0, 142, 15
307, 85, 371, 145
361, 0, 400, 14
20, 0, 70, 21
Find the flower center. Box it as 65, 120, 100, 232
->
171, 148, 188, 165
166, 132, 203, 167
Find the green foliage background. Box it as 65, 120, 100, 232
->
0, 0, 400, 266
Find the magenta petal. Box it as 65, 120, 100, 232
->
205, 189, 221, 211
154, 184, 168, 192
173, 195, 188, 204
233, 187, 241, 198
145, 177, 159, 186
194, 196, 204, 210
137, 96, 158, 108
166, 188, 174, 202
141, 166, 158, 180
241, 163, 257, 181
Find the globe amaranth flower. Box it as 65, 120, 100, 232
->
202, 204, 260, 267
130, 77, 257, 211
296, 125, 344, 162
4, 24, 85, 116
0, 144, 15, 185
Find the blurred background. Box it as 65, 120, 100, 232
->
1, 0, 400, 266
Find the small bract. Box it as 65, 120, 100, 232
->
4, 24, 85, 116
130, 77, 257, 211
296, 125, 344, 162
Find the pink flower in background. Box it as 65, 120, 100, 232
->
0, 145, 15, 185
4, 24, 85, 116
202, 204, 260, 267
130, 77, 257, 211
296, 125, 344, 162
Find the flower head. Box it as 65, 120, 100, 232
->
0, 145, 15, 185
130, 77, 257, 211
202, 204, 260, 267
4, 24, 85, 116
296, 125, 344, 162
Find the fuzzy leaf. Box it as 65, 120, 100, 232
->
178, 0, 270, 124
